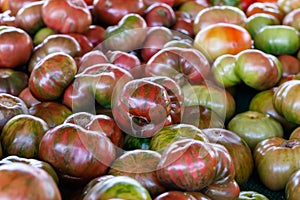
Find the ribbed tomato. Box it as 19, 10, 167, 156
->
39, 123, 116, 185
1, 114, 49, 158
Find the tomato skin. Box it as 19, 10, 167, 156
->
0, 26, 33, 68
254, 137, 300, 191
42, 0, 92, 34
193, 23, 252, 61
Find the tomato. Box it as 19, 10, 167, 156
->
112, 77, 178, 138
203, 128, 254, 185
39, 123, 116, 185
178, 0, 209, 19
32, 27, 56, 46
0, 163, 61, 199
193, 5, 247, 34
42, 0, 92, 34
273, 80, 300, 124
235, 49, 282, 90
254, 25, 300, 56
141, 26, 173, 62
15, 1, 44, 36
29, 52, 77, 101
85, 25, 105, 47
0, 93, 28, 130
0, 155, 59, 184
103, 13, 147, 52
1, 114, 49, 158
93, 0, 145, 26
193, 23, 252, 61
278, 54, 300, 77
77, 50, 109, 73
183, 84, 236, 121
238, 191, 270, 199
144, 2, 176, 28
146, 47, 211, 85
0, 68, 28, 96
253, 137, 300, 191
227, 110, 284, 150
67, 33, 93, 56
0, 26, 33, 68
28, 34, 81, 72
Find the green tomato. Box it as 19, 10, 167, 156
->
238, 191, 269, 199
254, 25, 300, 55
227, 110, 284, 150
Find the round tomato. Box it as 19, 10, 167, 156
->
193, 23, 252, 61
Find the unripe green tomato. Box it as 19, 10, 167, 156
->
254, 25, 300, 55
227, 110, 283, 150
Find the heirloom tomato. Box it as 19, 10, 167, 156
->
0, 68, 28, 96
1, 114, 49, 158
39, 123, 116, 185
254, 137, 300, 191
194, 23, 252, 61
0, 93, 28, 130
0, 25, 33, 68
0, 163, 61, 200
42, 0, 92, 34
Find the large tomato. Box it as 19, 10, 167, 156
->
112, 76, 183, 138
227, 110, 284, 150
202, 128, 254, 185
254, 25, 300, 55
0, 25, 33, 68
193, 23, 252, 61
39, 123, 116, 185
0, 162, 61, 199
42, 0, 92, 34
253, 137, 300, 191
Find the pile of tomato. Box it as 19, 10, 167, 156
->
0, 0, 300, 199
